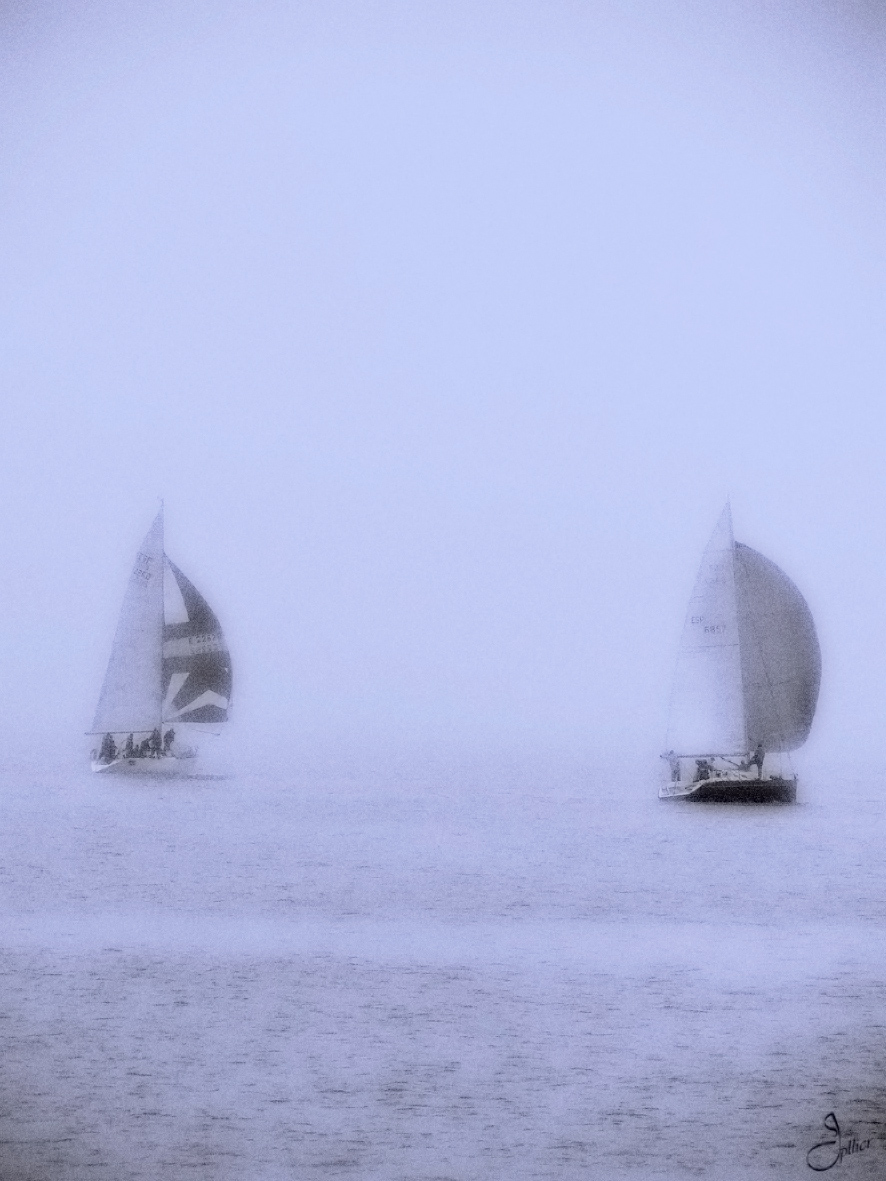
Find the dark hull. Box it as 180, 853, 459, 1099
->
661, 776, 796, 804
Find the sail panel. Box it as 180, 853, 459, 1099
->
161, 560, 232, 725
666, 506, 747, 755
92, 511, 165, 734
734, 543, 821, 751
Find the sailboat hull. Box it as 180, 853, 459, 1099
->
659, 776, 796, 804
91, 753, 198, 777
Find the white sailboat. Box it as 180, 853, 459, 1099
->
90, 509, 232, 775
660, 504, 820, 803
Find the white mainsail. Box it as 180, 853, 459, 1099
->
667, 504, 746, 755
666, 505, 821, 757
91, 510, 165, 734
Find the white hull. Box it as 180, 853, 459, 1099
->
91, 752, 198, 777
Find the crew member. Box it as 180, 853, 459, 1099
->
749, 741, 765, 780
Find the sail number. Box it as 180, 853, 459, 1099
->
133, 552, 154, 584
692, 615, 726, 634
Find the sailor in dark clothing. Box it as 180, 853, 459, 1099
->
124, 734, 135, 759
749, 742, 765, 780
99, 733, 117, 763
139, 737, 151, 757
149, 728, 162, 757
163, 728, 175, 755
694, 758, 711, 782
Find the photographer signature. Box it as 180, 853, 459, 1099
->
807, 1113, 872, 1171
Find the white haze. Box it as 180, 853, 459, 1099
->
4, 8, 886, 1179
1, 0, 885, 764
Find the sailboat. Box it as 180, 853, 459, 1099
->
90, 509, 232, 775
660, 505, 820, 803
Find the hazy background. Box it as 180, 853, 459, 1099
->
1, 0, 885, 765
4, 9, 886, 1178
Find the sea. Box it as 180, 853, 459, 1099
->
0, 746, 883, 1180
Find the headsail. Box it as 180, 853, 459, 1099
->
92, 511, 165, 733
734, 544, 820, 751
162, 560, 232, 726
666, 504, 746, 754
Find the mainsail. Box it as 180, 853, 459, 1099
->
666, 505, 820, 755
92, 511, 165, 734
92, 510, 232, 734
667, 506, 746, 755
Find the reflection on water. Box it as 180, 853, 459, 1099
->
0, 753, 884, 1179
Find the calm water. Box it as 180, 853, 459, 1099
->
0, 749, 884, 1179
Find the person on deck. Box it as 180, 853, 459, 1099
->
149, 728, 162, 757
665, 750, 680, 782
124, 734, 135, 758
99, 733, 117, 762
749, 742, 765, 780
694, 758, 711, 782
163, 728, 175, 755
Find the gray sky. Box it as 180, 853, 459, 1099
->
1, 1, 885, 761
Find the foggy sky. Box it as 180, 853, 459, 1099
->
1, 1, 885, 763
